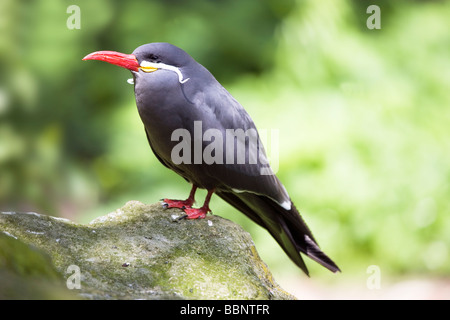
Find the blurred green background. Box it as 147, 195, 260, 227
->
1, 0, 450, 296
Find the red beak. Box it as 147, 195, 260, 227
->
82, 50, 139, 72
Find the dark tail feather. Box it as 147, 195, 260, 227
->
216, 191, 340, 275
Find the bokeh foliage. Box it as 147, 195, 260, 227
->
1, 0, 449, 279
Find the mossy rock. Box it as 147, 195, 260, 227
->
0, 201, 295, 300
0, 233, 79, 299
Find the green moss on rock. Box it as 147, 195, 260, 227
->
0, 201, 295, 300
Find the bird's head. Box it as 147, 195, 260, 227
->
82, 42, 194, 84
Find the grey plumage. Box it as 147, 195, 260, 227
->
84, 42, 340, 275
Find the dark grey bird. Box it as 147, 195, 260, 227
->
83, 42, 340, 275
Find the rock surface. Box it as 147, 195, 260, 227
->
0, 201, 295, 300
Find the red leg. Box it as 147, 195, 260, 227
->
162, 185, 197, 209
184, 189, 215, 219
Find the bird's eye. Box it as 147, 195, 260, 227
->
149, 54, 159, 61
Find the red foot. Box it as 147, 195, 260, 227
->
184, 206, 211, 219
162, 187, 214, 220
161, 198, 194, 209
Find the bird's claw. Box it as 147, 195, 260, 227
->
160, 201, 169, 209
162, 192, 211, 220
171, 213, 188, 222
160, 198, 193, 210
183, 207, 210, 219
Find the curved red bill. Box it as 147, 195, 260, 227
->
82, 50, 139, 72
